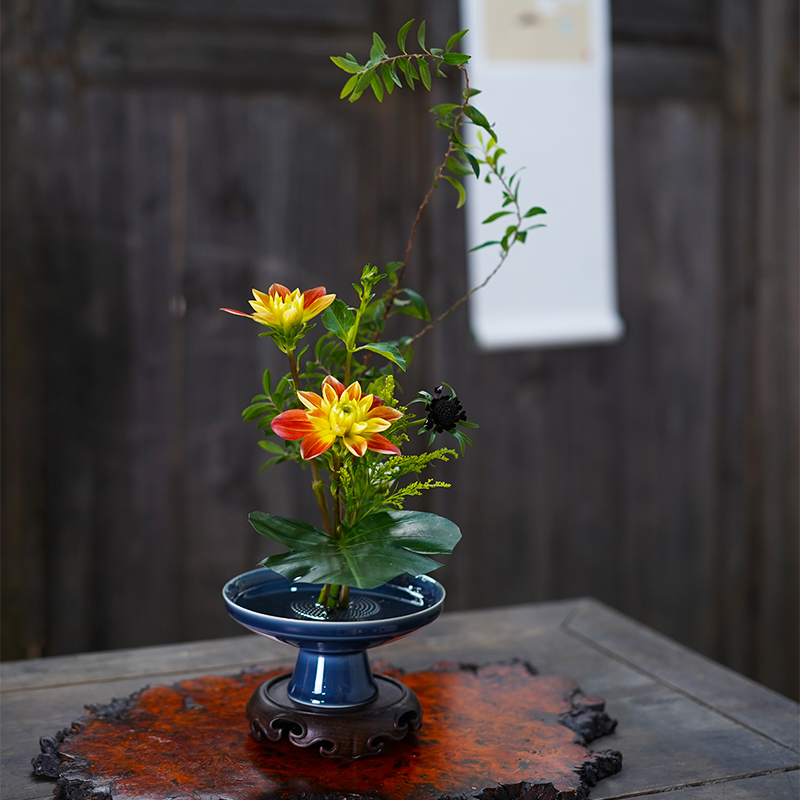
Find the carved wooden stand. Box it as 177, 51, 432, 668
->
247, 672, 422, 759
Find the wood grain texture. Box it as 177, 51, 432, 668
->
1, 0, 797, 703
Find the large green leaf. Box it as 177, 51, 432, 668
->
249, 512, 331, 549
250, 510, 461, 589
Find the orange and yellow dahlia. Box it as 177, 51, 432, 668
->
221, 284, 335, 334
272, 376, 403, 460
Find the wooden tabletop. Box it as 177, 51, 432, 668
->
2, 598, 798, 799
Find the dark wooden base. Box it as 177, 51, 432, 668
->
247, 673, 422, 759
32, 661, 622, 800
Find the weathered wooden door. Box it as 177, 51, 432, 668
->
3, 0, 797, 699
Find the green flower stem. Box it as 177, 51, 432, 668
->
287, 344, 350, 614
318, 584, 340, 609
286, 348, 302, 394
312, 479, 336, 539
343, 291, 367, 385
344, 350, 352, 386
287, 349, 336, 539
332, 451, 342, 536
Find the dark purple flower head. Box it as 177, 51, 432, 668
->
423, 385, 467, 434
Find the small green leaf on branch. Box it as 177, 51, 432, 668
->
340, 74, 358, 99
354, 67, 376, 97
330, 56, 361, 74
393, 288, 430, 320
446, 29, 468, 53
469, 240, 501, 252
397, 18, 415, 53
417, 20, 427, 52
370, 72, 384, 102
370, 32, 387, 61
464, 105, 494, 138
465, 152, 481, 178
443, 175, 467, 208
430, 103, 459, 116
418, 58, 432, 90
442, 52, 470, 65
482, 210, 513, 224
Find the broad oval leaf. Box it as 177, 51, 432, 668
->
346, 510, 462, 554
322, 298, 356, 342
355, 341, 407, 371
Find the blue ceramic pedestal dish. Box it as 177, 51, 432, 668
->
223, 568, 445, 757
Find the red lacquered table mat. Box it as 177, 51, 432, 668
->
34, 661, 621, 799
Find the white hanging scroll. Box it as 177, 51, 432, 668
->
459, 0, 624, 349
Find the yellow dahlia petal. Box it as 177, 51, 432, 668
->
346, 382, 362, 402
302, 293, 336, 320
343, 436, 368, 458
367, 404, 404, 423
322, 382, 340, 405
365, 433, 401, 456
297, 390, 324, 411
268, 284, 291, 299
362, 417, 390, 434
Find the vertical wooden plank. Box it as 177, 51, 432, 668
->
713, 0, 761, 683
0, 59, 49, 660
753, 0, 800, 695
612, 103, 723, 653
39, 81, 127, 655
91, 88, 184, 650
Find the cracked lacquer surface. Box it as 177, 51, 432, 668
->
35, 661, 621, 800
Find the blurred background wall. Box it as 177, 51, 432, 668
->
2, 0, 798, 699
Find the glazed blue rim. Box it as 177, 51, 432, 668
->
222, 568, 445, 642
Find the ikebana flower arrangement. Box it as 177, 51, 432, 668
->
223, 20, 545, 614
